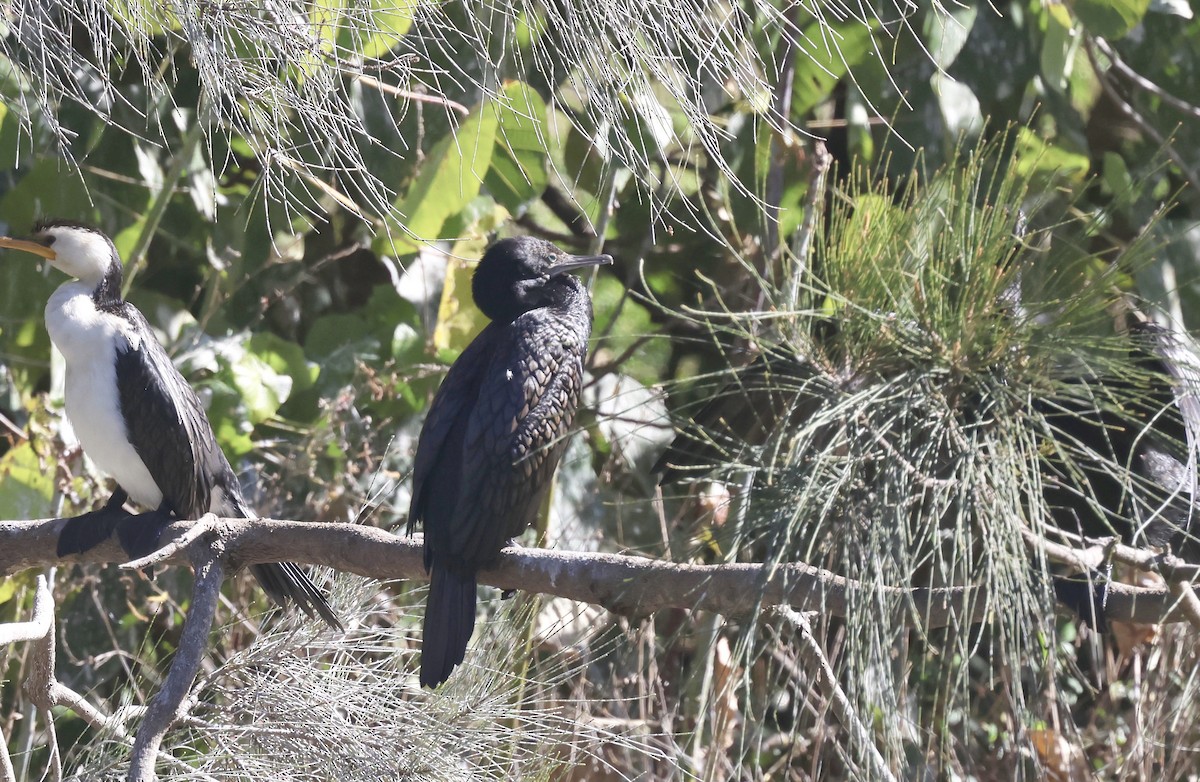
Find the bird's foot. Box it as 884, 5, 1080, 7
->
115, 508, 175, 561
57, 495, 134, 557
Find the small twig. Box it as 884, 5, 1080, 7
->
0, 716, 11, 782
1094, 38, 1200, 121
354, 74, 470, 116
778, 608, 898, 782
788, 140, 832, 308
22, 573, 61, 782
1167, 580, 1200, 630
0, 573, 49, 782
128, 554, 225, 782
1085, 37, 1200, 196
763, 3, 800, 268
0, 411, 27, 442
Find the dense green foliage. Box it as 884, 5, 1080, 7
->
0, 0, 1199, 779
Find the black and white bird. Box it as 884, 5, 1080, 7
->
0, 219, 340, 629
408, 236, 610, 687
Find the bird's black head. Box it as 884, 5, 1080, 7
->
0, 219, 124, 309
471, 236, 612, 323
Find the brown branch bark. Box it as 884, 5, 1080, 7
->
127, 554, 224, 782
0, 514, 1192, 627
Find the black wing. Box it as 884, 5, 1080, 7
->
114, 304, 232, 519
408, 323, 501, 538
446, 313, 585, 566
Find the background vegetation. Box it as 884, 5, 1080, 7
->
1, 0, 1200, 779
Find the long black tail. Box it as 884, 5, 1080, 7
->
421, 566, 477, 688
250, 562, 342, 631
223, 491, 342, 631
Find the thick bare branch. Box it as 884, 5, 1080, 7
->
0, 575, 47, 782
127, 554, 224, 782
0, 573, 53, 645
0, 515, 1192, 627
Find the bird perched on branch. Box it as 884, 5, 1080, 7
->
0, 220, 340, 629
408, 236, 611, 687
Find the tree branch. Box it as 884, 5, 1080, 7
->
778, 608, 898, 782
128, 554, 224, 782
0, 574, 53, 645
0, 515, 1193, 627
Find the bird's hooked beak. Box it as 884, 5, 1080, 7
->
548, 253, 613, 276
0, 236, 57, 261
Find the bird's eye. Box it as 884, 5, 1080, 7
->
41, 234, 56, 246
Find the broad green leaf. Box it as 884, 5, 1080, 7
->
1040, 5, 1075, 93
923, 4, 978, 70
433, 253, 488, 354
1012, 127, 1089, 190
485, 81, 550, 212
590, 276, 670, 386
791, 19, 874, 118
0, 101, 22, 171
308, 0, 347, 52
348, 0, 418, 60
1070, 0, 1150, 38
0, 441, 55, 519
235, 350, 292, 424
0, 576, 18, 605
306, 313, 373, 359
382, 102, 500, 254
113, 217, 150, 266
931, 74, 983, 139
248, 332, 319, 393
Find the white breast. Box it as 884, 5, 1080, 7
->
46, 282, 164, 509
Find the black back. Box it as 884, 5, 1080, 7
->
114, 304, 244, 518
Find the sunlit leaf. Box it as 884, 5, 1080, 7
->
382, 102, 500, 253
432, 253, 487, 355
0, 441, 55, 519
1070, 0, 1150, 38
485, 81, 549, 212
248, 332, 319, 393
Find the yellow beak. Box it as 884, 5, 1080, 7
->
0, 236, 57, 261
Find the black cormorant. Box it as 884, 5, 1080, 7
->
0, 220, 340, 629
408, 236, 611, 687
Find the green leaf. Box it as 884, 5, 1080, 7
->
1012, 127, 1089, 190
1040, 4, 1075, 93
485, 81, 550, 212
230, 350, 292, 425
247, 332, 319, 393
923, 4, 978, 70
931, 74, 983, 139
791, 19, 874, 118
349, 0, 417, 60
0, 101, 23, 171
306, 313, 372, 359
0, 441, 56, 519
433, 252, 489, 354
590, 276, 669, 386
1070, 0, 1150, 38
381, 102, 500, 254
